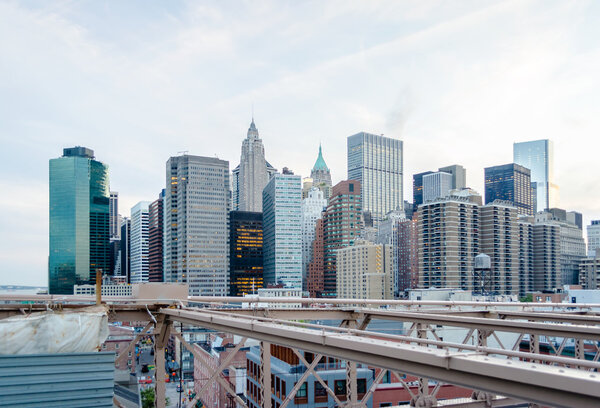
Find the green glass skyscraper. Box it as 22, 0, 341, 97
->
49, 147, 110, 294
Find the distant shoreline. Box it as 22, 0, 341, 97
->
0, 285, 48, 294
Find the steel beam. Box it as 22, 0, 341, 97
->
162, 308, 600, 408
174, 332, 248, 408
260, 341, 272, 408
361, 309, 600, 340
154, 317, 171, 408
279, 351, 322, 408
190, 308, 600, 369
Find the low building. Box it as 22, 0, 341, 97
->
246, 345, 373, 408
73, 282, 188, 301
193, 334, 249, 408
101, 325, 136, 373
74, 283, 132, 297
371, 370, 472, 407
407, 288, 472, 302
531, 291, 565, 303
564, 287, 600, 304
243, 286, 305, 308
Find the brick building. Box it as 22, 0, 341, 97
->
193, 334, 249, 408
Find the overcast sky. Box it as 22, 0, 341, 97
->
1, 0, 599, 286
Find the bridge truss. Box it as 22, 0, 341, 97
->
1, 295, 600, 408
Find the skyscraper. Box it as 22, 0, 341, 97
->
438, 164, 467, 190
307, 218, 325, 297
484, 163, 533, 216
310, 144, 332, 199
118, 217, 130, 281
412, 171, 434, 207
536, 210, 586, 286
232, 119, 277, 212
588, 220, 600, 257
229, 211, 263, 296
323, 180, 363, 297
518, 217, 534, 296
130, 201, 150, 283
377, 210, 418, 295
418, 190, 481, 291
109, 191, 120, 239
532, 222, 560, 291
262, 173, 302, 288
422, 171, 453, 203
148, 190, 164, 282
301, 187, 327, 290
109, 192, 120, 277
413, 165, 467, 207
513, 139, 559, 212
479, 201, 519, 295
49, 147, 110, 294
164, 155, 230, 296
347, 132, 403, 223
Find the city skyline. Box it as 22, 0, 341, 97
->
2, 1, 600, 286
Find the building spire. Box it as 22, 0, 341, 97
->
312, 143, 329, 172
248, 116, 258, 136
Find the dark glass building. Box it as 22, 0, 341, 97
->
148, 190, 165, 282
49, 147, 110, 294
412, 171, 434, 207
484, 163, 533, 216
229, 211, 263, 296
120, 218, 131, 282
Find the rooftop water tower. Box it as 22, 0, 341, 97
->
473, 253, 492, 296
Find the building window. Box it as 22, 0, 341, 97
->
357, 378, 367, 395
314, 381, 327, 403
295, 382, 307, 404
334, 379, 347, 398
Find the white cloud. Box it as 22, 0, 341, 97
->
1, 0, 599, 285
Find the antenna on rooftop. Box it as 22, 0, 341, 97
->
177, 151, 189, 156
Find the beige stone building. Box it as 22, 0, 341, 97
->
336, 240, 393, 300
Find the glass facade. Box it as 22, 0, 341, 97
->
49, 147, 110, 294
347, 132, 403, 223
412, 171, 434, 207
484, 163, 533, 216
513, 139, 559, 212
262, 174, 302, 288
229, 211, 263, 296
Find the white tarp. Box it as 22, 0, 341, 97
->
0, 305, 109, 354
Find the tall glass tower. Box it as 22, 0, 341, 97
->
262, 173, 302, 288
49, 147, 110, 294
513, 139, 559, 212
347, 132, 403, 224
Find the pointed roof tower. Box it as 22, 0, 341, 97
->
312, 144, 329, 172
247, 118, 259, 140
